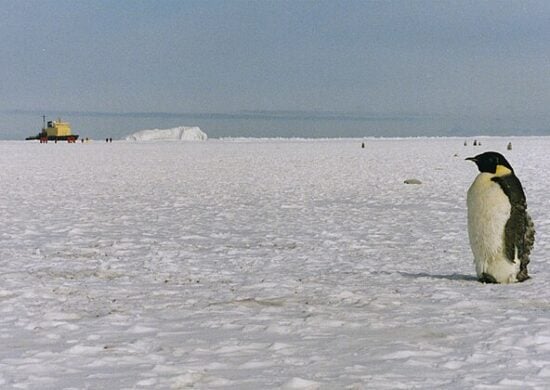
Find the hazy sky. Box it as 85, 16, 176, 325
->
2, 0, 550, 138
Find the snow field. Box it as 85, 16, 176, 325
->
0, 138, 549, 389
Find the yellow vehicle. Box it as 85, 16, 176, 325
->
26, 116, 79, 142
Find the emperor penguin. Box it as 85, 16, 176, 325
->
466, 152, 535, 283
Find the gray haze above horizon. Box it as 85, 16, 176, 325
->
2, 0, 550, 139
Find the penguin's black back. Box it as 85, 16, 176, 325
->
491, 173, 535, 281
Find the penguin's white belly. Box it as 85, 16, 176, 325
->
467, 173, 519, 283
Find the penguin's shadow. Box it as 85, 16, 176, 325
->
396, 271, 478, 282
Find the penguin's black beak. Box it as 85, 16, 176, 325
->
465, 157, 477, 162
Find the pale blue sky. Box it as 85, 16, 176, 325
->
2, 0, 550, 138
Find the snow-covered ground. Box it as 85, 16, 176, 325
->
125, 126, 207, 141
1, 137, 550, 389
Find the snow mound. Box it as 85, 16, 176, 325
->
125, 126, 207, 141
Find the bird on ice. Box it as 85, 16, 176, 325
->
466, 152, 535, 283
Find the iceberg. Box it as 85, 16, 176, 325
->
125, 126, 207, 141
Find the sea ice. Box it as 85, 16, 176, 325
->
0, 137, 549, 388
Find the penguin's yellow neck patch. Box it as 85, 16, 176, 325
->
495, 164, 512, 177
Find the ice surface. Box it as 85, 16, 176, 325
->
1, 137, 550, 388
125, 126, 207, 141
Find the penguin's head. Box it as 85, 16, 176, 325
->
465, 151, 514, 175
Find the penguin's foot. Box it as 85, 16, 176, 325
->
479, 273, 498, 284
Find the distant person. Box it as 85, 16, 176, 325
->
361, 142, 365, 149
473, 140, 477, 146
110, 138, 113, 143
507, 142, 512, 150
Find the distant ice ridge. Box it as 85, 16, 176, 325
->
125, 126, 207, 141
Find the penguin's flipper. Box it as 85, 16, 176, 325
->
524, 212, 536, 257
518, 212, 536, 282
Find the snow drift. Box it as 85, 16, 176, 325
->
125, 126, 207, 141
